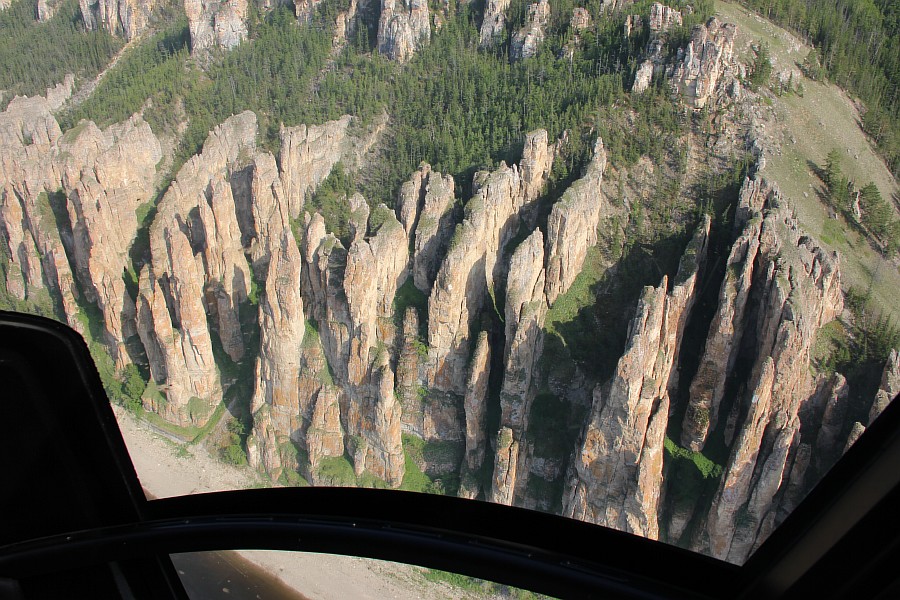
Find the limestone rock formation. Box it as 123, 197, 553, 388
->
0, 90, 161, 357
499, 230, 547, 431
58, 116, 162, 366
479, 0, 510, 47
279, 116, 351, 218
397, 164, 428, 237
250, 230, 306, 418
670, 18, 737, 109
491, 427, 518, 505
426, 130, 552, 396
397, 307, 424, 436
79, 0, 158, 40
489, 230, 548, 504
544, 138, 607, 305
570, 7, 590, 30
377, 0, 430, 62
459, 331, 490, 498
648, 2, 681, 32
185, 0, 249, 53
599, 0, 632, 12
510, 0, 549, 61
681, 178, 768, 452
137, 112, 259, 426
869, 349, 899, 425
412, 168, 456, 292
36, 0, 60, 21
697, 176, 843, 564
45, 75, 75, 111
294, 0, 323, 22
624, 14, 641, 37
563, 218, 710, 538
632, 60, 654, 94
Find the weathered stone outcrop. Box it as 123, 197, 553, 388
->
670, 18, 737, 110
347, 349, 406, 486
563, 218, 709, 538
79, 0, 158, 40
397, 307, 424, 436
426, 130, 552, 395
697, 176, 843, 564
599, 0, 632, 12
869, 349, 899, 425
681, 179, 767, 452
499, 230, 547, 430
570, 7, 590, 30
490, 230, 548, 504
624, 14, 641, 38
37, 0, 60, 21
137, 112, 258, 426
0, 91, 161, 358
250, 230, 306, 417
544, 138, 607, 305
294, 0, 323, 22
279, 116, 351, 219
412, 167, 456, 293
344, 203, 408, 382
510, 0, 549, 61
397, 164, 428, 237
648, 2, 681, 32
459, 330, 490, 499
377, 0, 430, 62
479, 0, 510, 47
45, 75, 75, 111
185, 0, 248, 53
58, 116, 162, 366
632, 60, 655, 94
491, 427, 518, 505
0, 0, 11, 11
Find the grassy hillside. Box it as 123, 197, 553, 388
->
715, 0, 900, 320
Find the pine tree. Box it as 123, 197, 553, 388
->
824, 148, 843, 190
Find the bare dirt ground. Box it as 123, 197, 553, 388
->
715, 0, 900, 319
112, 406, 490, 600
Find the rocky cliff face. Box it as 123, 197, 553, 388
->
490, 229, 547, 504
510, 0, 549, 61
648, 2, 681, 32
79, 0, 158, 40
670, 18, 737, 110
36, 0, 61, 21
279, 117, 352, 219
479, 0, 511, 47
426, 130, 552, 396
185, 0, 249, 53
58, 116, 162, 367
459, 330, 490, 498
870, 349, 899, 425
137, 112, 258, 426
0, 88, 161, 364
684, 176, 843, 563
563, 218, 710, 538
377, 0, 430, 62
544, 138, 607, 305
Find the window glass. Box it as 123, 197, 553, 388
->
1, 0, 897, 571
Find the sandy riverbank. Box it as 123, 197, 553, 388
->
111, 406, 478, 599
